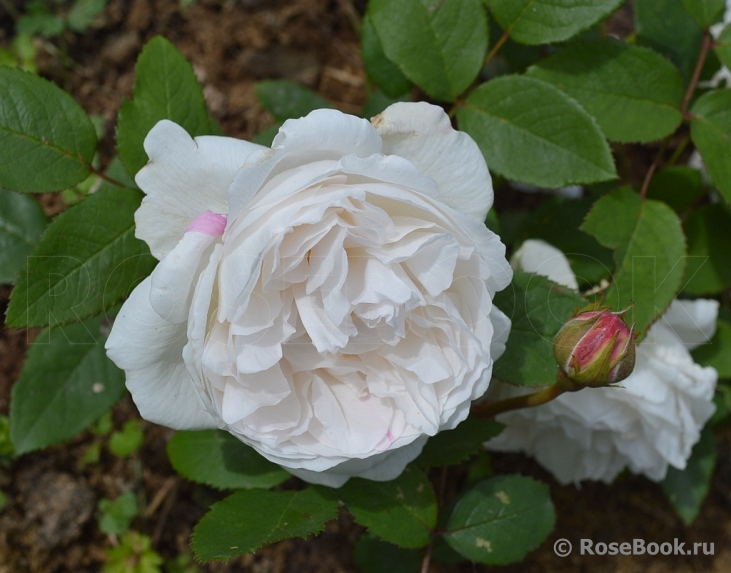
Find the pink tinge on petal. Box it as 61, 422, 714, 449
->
386, 430, 395, 443
185, 211, 227, 236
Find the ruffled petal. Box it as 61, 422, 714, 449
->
510, 239, 579, 290
135, 120, 265, 259
659, 299, 719, 350
372, 102, 493, 222
105, 278, 218, 430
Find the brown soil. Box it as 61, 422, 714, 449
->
0, 1, 729, 572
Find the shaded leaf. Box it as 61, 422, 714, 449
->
192, 488, 338, 561
444, 475, 555, 565
662, 425, 717, 525
458, 75, 616, 188
361, 15, 412, 98
581, 187, 686, 339
646, 166, 705, 213
683, 204, 731, 295
492, 271, 585, 387
0, 189, 48, 284
353, 534, 421, 573
682, 0, 725, 27
416, 417, 503, 468
167, 430, 289, 490
0, 67, 96, 192
9, 314, 126, 454
369, 0, 488, 101
691, 89, 731, 205
692, 320, 731, 378
338, 467, 437, 548
485, 0, 622, 45
527, 39, 684, 143
255, 80, 333, 121
6, 187, 157, 328
116, 36, 221, 180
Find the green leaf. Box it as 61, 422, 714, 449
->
167, 430, 290, 490
67, 0, 108, 32
682, 0, 725, 27
416, 417, 503, 468
661, 425, 717, 525
0, 67, 97, 192
116, 36, 221, 179
692, 320, 731, 378
0, 189, 48, 284
105, 531, 163, 573
527, 39, 684, 143
98, 491, 139, 536
353, 534, 421, 573
368, 0, 488, 102
5, 187, 157, 328
255, 80, 333, 121
361, 15, 412, 98
192, 487, 338, 561
492, 271, 585, 387
691, 89, 731, 205
485, 0, 622, 45
581, 187, 687, 338
635, 0, 703, 81
444, 475, 555, 565
714, 24, 731, 70
9, 314, 126, 455
338, 466, 437, 549
646, 166, 705, 213
458, 75, 616, 188
109, 419, 145, 457
683, 204, 731, 295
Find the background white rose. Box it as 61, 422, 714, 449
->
106, 102, 512, 487
486, 239, 718, 485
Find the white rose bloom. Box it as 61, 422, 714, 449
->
486, 239, 718, 485
105, 102, 512, 487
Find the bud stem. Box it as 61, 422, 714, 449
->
471, 382, 567, 419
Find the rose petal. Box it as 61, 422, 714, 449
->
135, 120, 265, 259
105, 277, 218, 430
510, 239, 579, 290
373, 102, 493, 222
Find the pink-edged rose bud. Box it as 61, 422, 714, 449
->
553, 304, 636, 389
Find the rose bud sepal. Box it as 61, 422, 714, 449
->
553, 304, 637, 390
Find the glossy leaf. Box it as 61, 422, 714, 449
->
192, 487, 338, 561
682, 0, 725, 27
691, 89, 731, 205
646, 166, 705, 213
416, 417, 503, 468
458, 75, 616, 187
692, 320, 731, 378
527, 39, 684, 143
635, 0, 703, 81
683, 204, 731, 295
167, 430, 290, 490
485, 0, 622, 45
361, 15, 412, 98
255, 80, 333, 121
0, 189, 48, 284
661, 425, 717, 525
444, 475, 555, 565
581, 187, 686, 339
116, 36, 221, 180
353, 534, 421, 573
5, 187, 157, 328
368, 0, 488, 101
0, 67, 97, 192
338, 467, 437, 549
492, 271, 585, 387
9, 314, 126, 455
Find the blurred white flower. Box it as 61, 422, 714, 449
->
486, 239, 717, 485
106, 102, 512, 487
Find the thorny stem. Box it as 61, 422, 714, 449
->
470, 382, 567, 419
640, 27, 712, 200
